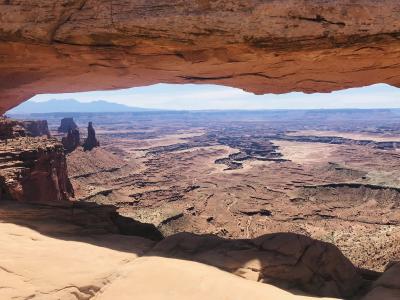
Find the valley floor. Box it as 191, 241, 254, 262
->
52, 111, 400, 273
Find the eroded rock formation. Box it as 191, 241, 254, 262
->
62, 128, 81, 153
21, 120, 50, 137
0, 136, 74, 203
0, 117, 26, 139
0, 215, 340, 300
2, 201, 397, 300
58, 117, 78, 133
1, 1, 400, 112
0, 117, 50, 139
362, 262, 400, 300
83, 122, 100, 151
150, 232, 363, 298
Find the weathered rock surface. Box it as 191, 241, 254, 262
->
0, 203, 347, 300
58, 117, 78, 133
83, 121, 100, 151
0, 118, 26, 139
1, 1, 400, 112
62, 128, 81, 153
149, 232, 363, 298
0, 216, 155, 300
96, 257, 339, 300
0, 136, 74, 203
21, 120, 50, 137
0, 219, 340, 300
0, 118, 50, 139
362, 262, 400, 300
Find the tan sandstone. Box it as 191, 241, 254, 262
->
1, 1, 400, 112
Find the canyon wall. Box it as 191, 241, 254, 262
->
0, 136, 74, 202
0, 118, 73, 202
1, 1, 400, 112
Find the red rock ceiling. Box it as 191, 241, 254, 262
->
1, 0, 400, 113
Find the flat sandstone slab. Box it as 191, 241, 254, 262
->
0, 222, 339, 300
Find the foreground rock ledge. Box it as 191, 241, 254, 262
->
1, 0, 400, 112
0, 222, 338, 300
0, 203, 359, 300
0, 206, 398, 300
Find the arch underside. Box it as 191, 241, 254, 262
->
1, 0, 400, 113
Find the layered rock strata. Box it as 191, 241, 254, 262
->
1, 1, 400, 112
0, 136, 74, 203
0, 118, 50, 139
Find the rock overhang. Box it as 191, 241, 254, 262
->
1, 0, 400, 113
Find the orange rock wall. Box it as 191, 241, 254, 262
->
1, 0, 400, 112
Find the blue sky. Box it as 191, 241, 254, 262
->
29, 83, 400, 110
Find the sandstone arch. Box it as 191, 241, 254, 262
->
1, 0, 400, 113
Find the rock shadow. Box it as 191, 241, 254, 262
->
0, 200, 375, 299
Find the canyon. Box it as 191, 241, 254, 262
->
2, 110, 399, 299
1, 1, 400, 299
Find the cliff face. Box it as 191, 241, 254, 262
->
21, 120, 50, 137
1, 1, 400, 112
0, 136, 74, 203
0, 118, 50, 139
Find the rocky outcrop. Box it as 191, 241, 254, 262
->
3, 197, 399, 299
0, 118, 26, 139
272, 134, 400, 150
149, 232, 363, 298
1, 1, 400, 112
0, 118, 50, 140
0, 217, 340, 300
0, 136, 74, 203
21, 120, 50, 137
0, 201, 367, 300
62, 128, 80, 153
83, 122, 100, 151
0, 118, 50, 139
58, 117, 78, 133
362, 262, 400, 300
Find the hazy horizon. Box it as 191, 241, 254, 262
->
19, 83, 400, 111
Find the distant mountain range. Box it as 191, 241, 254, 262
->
7, 99, 156, 114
